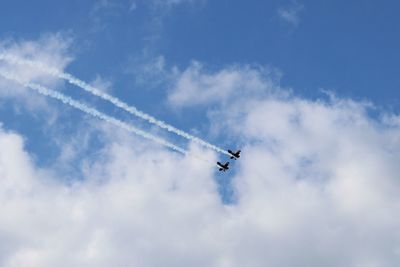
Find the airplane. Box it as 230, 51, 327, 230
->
228, 149, 241, 160
217, 161, 229, 172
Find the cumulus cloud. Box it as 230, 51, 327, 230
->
0, 124, 220, 267
1, 57, 400, 266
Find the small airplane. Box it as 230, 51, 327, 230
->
217, 161, 230, 172
228, 149, 241, 160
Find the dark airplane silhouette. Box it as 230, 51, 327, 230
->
217, 161, 229, 172
228, 149, 241, 160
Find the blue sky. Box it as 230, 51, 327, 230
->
2, 0, 399, 103
0, 1, 400, 266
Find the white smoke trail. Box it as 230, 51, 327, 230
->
0, 71, 187, 155
0, 54, 230, 156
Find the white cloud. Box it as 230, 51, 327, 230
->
0, 33, 73, 112
92, 0, 201, 14
168, 61, 282, 108
0, 33, 73, 82
152, 0, 201, 8
277, 1, 304, 26
1, 60, 400, 266
90, 75, 113, 93
127, 54, 180, 89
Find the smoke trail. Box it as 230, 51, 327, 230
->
0, 54, 230, 156
0, 71, 187, 155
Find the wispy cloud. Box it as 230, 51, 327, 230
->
127, 54, 177, 88
0, 33, 73, 113
90, 75, 114, 93
128, 0, 137, 11
151, 0, 203, 8
277, 1, 304, 26
167, 61, 282, 107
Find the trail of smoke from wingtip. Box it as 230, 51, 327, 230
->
0, 71, 188, 155
0, 54, 230, 156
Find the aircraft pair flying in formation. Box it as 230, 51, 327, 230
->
217, 149, 241, 172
